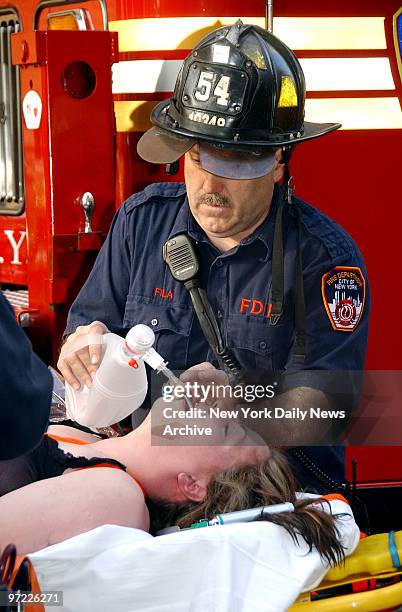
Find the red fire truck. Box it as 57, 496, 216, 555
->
1, 0, 401, 523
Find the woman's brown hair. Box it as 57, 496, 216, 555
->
148, 448, 348, 566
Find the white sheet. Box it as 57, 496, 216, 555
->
30, 497, 359, 612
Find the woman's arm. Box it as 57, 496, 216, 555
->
0, 468, 149, 554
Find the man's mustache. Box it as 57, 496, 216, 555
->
198, 193, 230, 207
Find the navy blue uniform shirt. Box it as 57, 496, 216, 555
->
0, 293, 52, 459
66, 182, 370, 490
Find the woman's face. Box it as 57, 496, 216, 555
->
148, 396, 269, 501
176, 421, 269, 503
145, 363, 270, 502
175, 418, 270, 475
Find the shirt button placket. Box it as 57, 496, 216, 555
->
214, 258, 226, 339
214, 260, 224, 316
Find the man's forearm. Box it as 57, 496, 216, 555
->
242, 387, 351, 447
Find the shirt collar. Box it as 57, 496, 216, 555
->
168, 185, 281, 262
168, 195, 193, 239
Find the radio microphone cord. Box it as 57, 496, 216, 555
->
163, 234, 244, 383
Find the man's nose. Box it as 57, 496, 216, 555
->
202, 170, 225, 192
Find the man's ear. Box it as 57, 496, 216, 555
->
177, 472, 207, 502
273, 148, 285, 183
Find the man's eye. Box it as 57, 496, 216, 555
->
191, 156, 201, 164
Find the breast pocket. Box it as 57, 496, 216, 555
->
123, 294, 194, 370
226, 313, 294, 374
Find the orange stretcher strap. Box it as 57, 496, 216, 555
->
9, 555, 44, 611
318, 493, 351, 506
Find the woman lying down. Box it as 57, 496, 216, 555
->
0, 367, 355, 567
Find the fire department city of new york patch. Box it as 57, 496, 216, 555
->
321, 266, 366, 332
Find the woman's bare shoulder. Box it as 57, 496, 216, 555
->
0, 467, 149, 553
71, 467, 150, 531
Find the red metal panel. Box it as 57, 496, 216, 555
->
45, 31, 117, 237
8, 30, 117, 361
109, 0, 399, 19
292, 129, 402, 371
347, 447, 402, 485
115, 131, 181, 204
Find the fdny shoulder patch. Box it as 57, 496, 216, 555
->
321, 266, 366, 332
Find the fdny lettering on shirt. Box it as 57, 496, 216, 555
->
322, 266, 365, 332
154, 287, 173, 300
240, 297, 272, 317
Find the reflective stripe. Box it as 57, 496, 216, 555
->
112, 60, 181, 94
114, 100, 155, 132
300, 57, 395, 91
115, 97, 402, 132
305, 97, 402, 130
275, 17, 386, 51
109, 17, 386, 52
111, 16, 400, 132
389, 531, 402, 569
112, 57, 396, 94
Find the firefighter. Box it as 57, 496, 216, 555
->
0, 293, 52, 459
58, 22, 370, 491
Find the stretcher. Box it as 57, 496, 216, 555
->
290, 530, 402, 611
3, 527, 402, 611
27, 496, 358, 611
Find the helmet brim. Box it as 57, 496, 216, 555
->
138, 98, 342, 156
137, 127, 195, 164
296, 121, 342, 143
137, 126, 277, 179
199, 143, 276, 179
137, 97, 342, 166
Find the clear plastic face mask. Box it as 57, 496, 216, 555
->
199, 143, 276, 180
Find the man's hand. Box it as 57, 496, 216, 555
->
57, 321, 109, 390
179, 362, 234, 410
